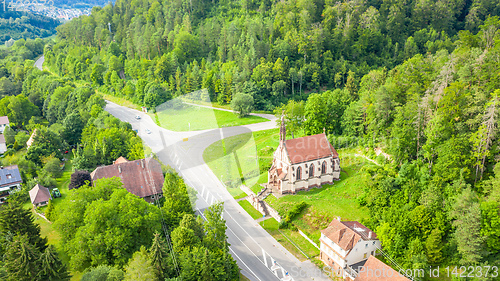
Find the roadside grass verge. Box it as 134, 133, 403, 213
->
238, 200, 263, 220
203, 128, 279, 197
259, 218, 319, 261
153, 104, 268, 131
100, 93, 142, 111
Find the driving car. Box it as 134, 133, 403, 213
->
145, 129, 151, 134
135, 115, 141, 120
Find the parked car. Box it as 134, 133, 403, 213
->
135, 115, 141, 120
145, 129, 151, 134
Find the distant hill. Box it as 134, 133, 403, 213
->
0, 10, 60, 44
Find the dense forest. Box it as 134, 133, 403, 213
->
0, 10, 59, 44
43, 0, 500, 279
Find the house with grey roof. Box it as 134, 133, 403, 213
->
0, 165, 23, 204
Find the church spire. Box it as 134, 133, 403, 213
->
280, 111, 286, 143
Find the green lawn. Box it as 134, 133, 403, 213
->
259, 218, 319, 261
203, 128, 279, 196
31, 157, 84, 280
238, 200, 264, 220
153, 104, 268, 131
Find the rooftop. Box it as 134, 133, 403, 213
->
354, 255, 411, 281
29, 184, 52, 205
90, 157, 164, 199
321, 219, 377, 252
0, 165, 23, 189
284, 133, 338, 164
0, 116, 9, 125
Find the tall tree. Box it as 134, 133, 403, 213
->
38, 245, 71, 281
0, 201, 47, 251
3, 235, 41, 281
124, 247, 156, 281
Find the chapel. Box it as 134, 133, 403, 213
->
268, 116, 340, 194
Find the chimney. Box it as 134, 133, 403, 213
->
337, 216, 341, 221
141, 160, 144, 169
118, 166, 122, 173
368, 231, 372, 239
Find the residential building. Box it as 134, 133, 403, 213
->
320, 218, 381, 280
354, 255, 411, 281
0, 134, 6, 154
90, 157, 164, 203
0, 165, 23, 204
268, 116, 340, 194
29, 184, 52, 208
0, 116, 9, 133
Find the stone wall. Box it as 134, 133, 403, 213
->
246, 194, 282, 223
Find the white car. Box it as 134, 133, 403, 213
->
145, 129, 151, 134
135, 115, 141, 120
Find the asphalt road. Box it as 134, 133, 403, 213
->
105, 101, 332, 281
34, 55, 44, 71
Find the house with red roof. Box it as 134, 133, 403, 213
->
320, 218, 381, 280
354, 255, 411, 281
268, 116, 340, 194
0, 116, 9, 133
90, 157, 164, 203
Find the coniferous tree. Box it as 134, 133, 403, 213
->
0, 200, 47, 251
3, 235, 41, 281
38, 245, 71, 281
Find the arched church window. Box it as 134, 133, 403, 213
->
296, 167, 302, 180
309, 164, 314, 177
322, 161, 327, 174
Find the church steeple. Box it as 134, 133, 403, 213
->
280, 111, 286, 144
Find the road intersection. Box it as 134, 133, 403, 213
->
105, 101, 331, 281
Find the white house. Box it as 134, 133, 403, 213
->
267, 116, 340, 194
0, 134, 6, 154
320, 218, 381, 280
0, 116, 9, 133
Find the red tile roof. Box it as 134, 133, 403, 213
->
285, 133, 338, 164
114, 156, 128, 164
321, 219, 377, 252
29, 184, 51, 205
354, 256, 411, 281
90, 157, 164, 199
0, 116, 9, 125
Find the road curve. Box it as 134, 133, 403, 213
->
34, 55, 44, 71
105, 101, 331, 281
